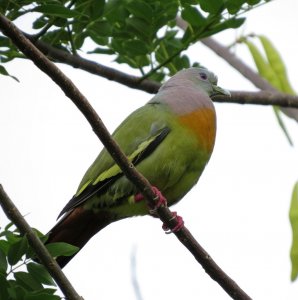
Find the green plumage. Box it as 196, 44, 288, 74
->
47, 67, 230, 268
77, 103, 210, 217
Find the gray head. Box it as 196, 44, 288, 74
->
160, 67, 230, 97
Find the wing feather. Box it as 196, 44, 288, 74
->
57, 126, 170, 219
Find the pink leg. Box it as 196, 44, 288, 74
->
134, 188, 184, 233
162, 212, 184, 234
134, 186, 167, 213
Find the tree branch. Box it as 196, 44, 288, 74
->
22, 33, 298, 109
0, 185, 83, 300
200, 36, 298, 120
201, 37, 275, 91
175, 16, 298, 121
24, 33, 161, 94
0, 14, 252, 300
217, 91, 298, 108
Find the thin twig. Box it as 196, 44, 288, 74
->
218, 91, 298, 108
0, 14, 252, 300
0, 185, 83, 300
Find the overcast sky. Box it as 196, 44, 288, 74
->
1, 0, 298, 299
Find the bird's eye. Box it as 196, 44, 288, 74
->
199, 72, 208, 80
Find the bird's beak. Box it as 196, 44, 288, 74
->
211, 84, 231, 97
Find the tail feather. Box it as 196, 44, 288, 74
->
46, 207, 113, 268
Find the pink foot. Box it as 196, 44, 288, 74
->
162, 212, 184, 234
134, 186, 167, 214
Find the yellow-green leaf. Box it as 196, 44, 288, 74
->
259, 35, 295, 94
290, 181, 298, 281
244, 40, 281, 89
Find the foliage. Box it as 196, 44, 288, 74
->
0, 223, 78, 300
242, 35, 298, 281
0, 0, 268, 81
242, 35, 295, 145
290, 182, 298, 281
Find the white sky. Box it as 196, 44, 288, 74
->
1, 0, 298, 299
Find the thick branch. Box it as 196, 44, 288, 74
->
0, 14, 252, 300
0, 185, 83, 300
22, 33, 298, 109
25, 34, 161, 94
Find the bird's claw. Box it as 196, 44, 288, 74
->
134, 186, 167, 214
162, 212, 184, 234
134, 187, 184, 233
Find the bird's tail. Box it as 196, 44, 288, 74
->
46, 207, 113, 268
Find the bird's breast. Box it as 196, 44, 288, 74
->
178, 107, 216, 153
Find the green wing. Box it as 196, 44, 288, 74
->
57, 104, 171, 218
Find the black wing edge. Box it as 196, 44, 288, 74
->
57, 126, 171, 219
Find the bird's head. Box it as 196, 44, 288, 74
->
160, 67, 230, 98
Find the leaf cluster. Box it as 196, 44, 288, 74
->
0, 0, 269, 81
242, 35, 296, 144
0, 223, 78, 300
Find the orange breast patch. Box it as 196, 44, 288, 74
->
178, 108, 216, 153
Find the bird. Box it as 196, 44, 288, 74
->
46, 67, 230, 268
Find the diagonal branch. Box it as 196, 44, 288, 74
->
201, 37, 275, 91
176, 16, 298, 121
200, 36, 298, 121
0, 14, 252, 300
0, 185, 83, 300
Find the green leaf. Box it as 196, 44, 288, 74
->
202, 17, 245, 39
181, 5, 206, 27
88, 20, 112, 37
0, 240, 10, 255
45, 242, 79, 258
24, 292, 61, 300
272, 107, 293, 146
104, 0, 129, 23
27, 263, 56, 286
32, 16, 48, 29
225, 0, 246, 14
33, 5, 83, 18
0, 273, 9, 300
7, 281, 26, 300
88, 47, 114, 55
259, 35, 296, 94
180, 0, 200, 4
244, 40, 281, 89
14, 271, 43, 291
148, 71, 166, 83
0, 65, 19, 82
122, 40, 150, 56
0, 247, 7, 274
126, 0, 153, 23
7, 236, 28, 266
73, 32, 87, 49
247, 0, 261, 4
290, 182, 298, 281
198, 0, 224, 14
89, 0, 105, 20
126, 17, 152, 39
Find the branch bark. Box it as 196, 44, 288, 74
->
201, 36, 298, 121
0, 185, 83, 300
217, 91, 298, 108
0, 14, 252, 300
22, 33, 298, 109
